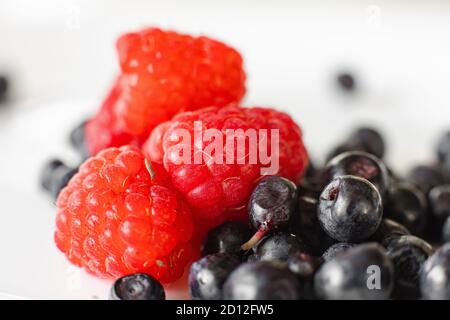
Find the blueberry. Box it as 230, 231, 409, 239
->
242, 176, 298, 250
223, 261, 301, 300
110, 273, 165, 300
442, 216, 450, 243
406, 165, 445, 195
40, 159, 78, 200
69, 120, 89, 159
347, 127, 385, 159
288, 252, 321, 300
249, 232, 310, 262
429, 185, 450, 220
189, 253, 241, 300
0, 75, 9, 103
437, 132, 450, 165
322, 242, 356, 261
317, 175, 383, 242
386, 235, 433, 299
292, 195, 323, 253
336, 72, 356, 92
325, 151, 390, 196
421, 243, 450, 299
314, 243, 394, 300
385, 182, 427, 235
326, 144, 353, 163
201, 221, 251, 256
371, 218, 410, 247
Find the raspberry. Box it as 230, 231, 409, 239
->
85, 28, 246, 155
54, 146, 195, 283
142, 105, 309, 231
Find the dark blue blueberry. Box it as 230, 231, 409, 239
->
420, 243, 450, 300
69, 119, 89, 159
336, 72, 356, 92
243, 176, 297, 251
292, 195, 323, 253
287, 252, 321, 300
40, 159, 78, 200
406, 165, 445, 195
317, 175, 383, 242
326, 151, 390, 196
322, 242, 356, 261
385, 182, 427, 235
371, 218, 410, 247
442, 216, 450, 243
0, 75, 9, 103
314, 243, 394, 300
189, 253, 241, 300
429, 185, 450, 220
347, 127, 385, 159
386, 235, 433, 299
110, 273, 165, 300
223, 261, 301, 300
201, 221, 251, 256
249, 232, 310, 262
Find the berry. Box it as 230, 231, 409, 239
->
201, 221, 251, 256
325, 151, 390, 196
314, 243, 394, 300
421, 243, 450, 300
70, 120, 89, 160
249, 232, 310, 262
317, 175, 383, 242
86, 28, 246, 155
336, 72, 356, 92
429, 184, 450, 220
385, 182, 427, 235
386, 235, 433, 299
223, 261, 301, 300
322, 242, 356, 261
110, 273, 165, 300
40, 159, 78, 200
293, 195, 323, 253
437, 132, 450, 165
189, 253, 241, 300
371, 218, 410, 247
443, 216, 450, 243
54, 146, 194, 283
287, 252, 321, 300
144, 105, 308, 231
242, 176, 298, 250
0, 74, 9, 103
406, 165, 445, 195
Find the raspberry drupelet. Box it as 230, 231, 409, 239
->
54, 146, 195, 283
85, 28, 246, 155
143, 105, 309, 232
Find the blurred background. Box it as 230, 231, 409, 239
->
0, 0, 450, 299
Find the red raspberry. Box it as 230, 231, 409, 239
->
54, 146, 195, 283
85, 28, 246, 155
142, 105, 309, 232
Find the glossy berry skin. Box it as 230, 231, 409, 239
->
54, 146, 194, 283
386, 235, 433, 299
144, 105, 308, 230
249, 233, 310, 262
86, 28, 246, 155
201, 221, 251, 256
443, 216, 450, 243
189, 253, 241, 300
288, 252, 321, 300
429, 185, 450, 220
325, 151, 390, 196
385, 182, 427, 235
248, 176, 298, 233
223, 261, 301, 300
40, 159, 78, 200
406, 165, 445, 195
110, 273, 165, 300
70, 120, 89, 160
315, 243, 394, 300
371, 218, 410, 247
317, 175, 383, 242
421, 243, 450, 300
322, 242, 356, 261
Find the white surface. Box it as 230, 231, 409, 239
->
1, 0, 450, 299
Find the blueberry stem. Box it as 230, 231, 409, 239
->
241, 229, 267, 251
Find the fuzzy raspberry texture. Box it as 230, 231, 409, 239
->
85, 28, 246, 156
54, 146, 195, 283
143, 105, 309, 231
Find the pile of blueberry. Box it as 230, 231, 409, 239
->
185, 128, 450, 300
